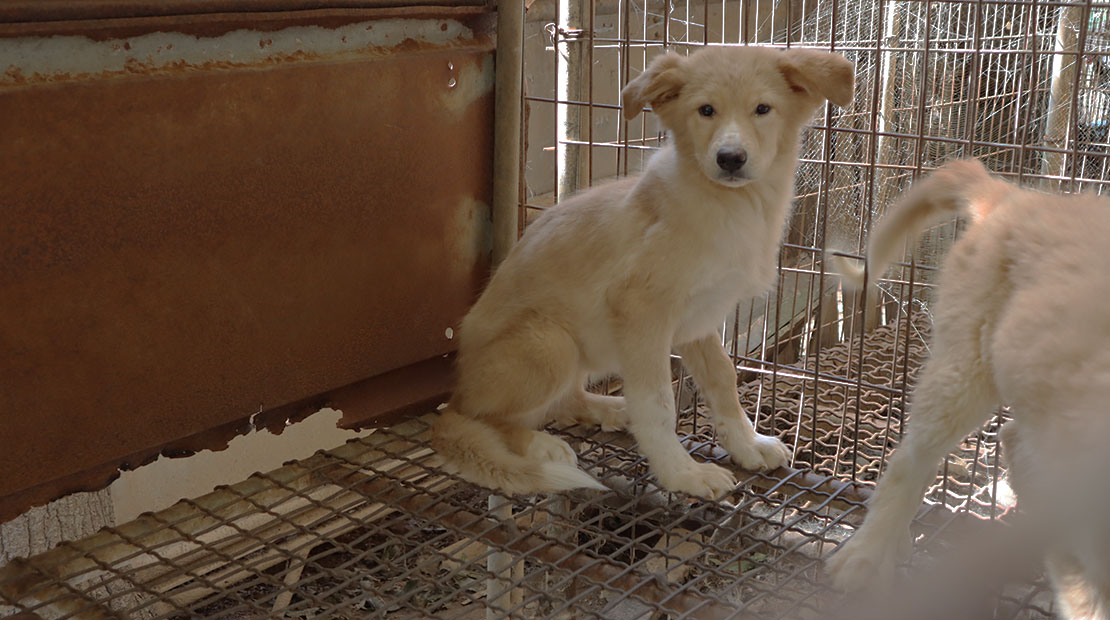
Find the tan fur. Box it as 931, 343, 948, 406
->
826, 159, 1110, 619
833, 159, 1010, 289
431, 46, 855, 498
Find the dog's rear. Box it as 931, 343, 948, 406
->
827, 159, 1110, 619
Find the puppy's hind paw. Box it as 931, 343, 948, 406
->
529, 431, 579, 465
555, 394, 629, 432
596, 409, 630, 433
824, 529, 909, 592
826, 544, 884, 593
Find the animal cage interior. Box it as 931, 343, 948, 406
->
3, 0, 1110, 618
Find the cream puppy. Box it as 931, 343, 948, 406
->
433, 46, 855, 498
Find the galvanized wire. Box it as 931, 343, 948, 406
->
0, 317, 1052, 619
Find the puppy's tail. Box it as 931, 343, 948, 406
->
833, 158, 1004, 291
430, 408, 605, 495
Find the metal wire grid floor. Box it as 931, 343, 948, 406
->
0, 319, 1053, 620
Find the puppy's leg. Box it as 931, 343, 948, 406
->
675, 334, 788, 470
459, 317, 581, 459
1047, 553, 1110, 620
438, 314, 604, 493
616, 334, 736, 499
1004, 416, 1110, 619
549, 379, 629, 432
826, 338, 999, 591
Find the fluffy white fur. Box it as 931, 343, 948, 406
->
827, 159, 1110, 619
431, 46, 855, 498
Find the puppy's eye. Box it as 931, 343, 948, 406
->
698, 104, 715, 117
755, 103, 772, 115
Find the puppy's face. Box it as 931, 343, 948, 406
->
676, 64, 793, 187
622, 47, 855, 188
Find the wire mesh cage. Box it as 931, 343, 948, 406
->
4, 0, 1110, 618
0, 320, 1054, 619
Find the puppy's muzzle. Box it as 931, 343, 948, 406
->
716, 148, 748, 174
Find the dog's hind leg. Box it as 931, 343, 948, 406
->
826, 325, 1000, 591
675, 334, 789, 470
1047, 553, 1110, 620
434, 314, 604, 493
548, 378, 629, 432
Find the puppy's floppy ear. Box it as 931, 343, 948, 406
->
621, 52, 685, 120
778, 50, 855, 107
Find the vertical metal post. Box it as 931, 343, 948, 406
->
556, 0, 585, 199
874, 1, 904, 208
862, 2, 905, 332
1041, 5, 1084, 183
486, 494, 515, 619
546, 497, 576, 619
492, 0, 525, 264
488, 0, 525, 613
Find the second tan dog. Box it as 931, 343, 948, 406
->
432, 46, 854, 498
827, 160, 1110, 619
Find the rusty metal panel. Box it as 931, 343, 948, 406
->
0, 11, 494, 521
0, 1, 490, 24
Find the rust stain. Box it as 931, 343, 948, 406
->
0, 37, 494, 521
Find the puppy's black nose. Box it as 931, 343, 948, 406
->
716, 148, 748, 174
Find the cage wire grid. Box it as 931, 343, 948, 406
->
0, 318, 1056, 619
5, 0, 1110, 617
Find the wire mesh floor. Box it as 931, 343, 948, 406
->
0, 318, 1057, 620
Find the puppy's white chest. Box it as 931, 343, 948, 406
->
674, 279, 745, 344
672, 253, 778, 345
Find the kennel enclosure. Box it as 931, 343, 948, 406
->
3, 0, 1110, 617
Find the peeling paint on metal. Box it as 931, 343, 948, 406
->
1, 18, 475, 85
0, 45, 494, 519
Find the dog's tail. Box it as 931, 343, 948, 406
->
430, 408, 605, 495
833, 158, 1004, 291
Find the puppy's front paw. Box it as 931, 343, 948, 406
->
727, 433, 790, 471
656, 461, 737, 499
825, 527, 911, 592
